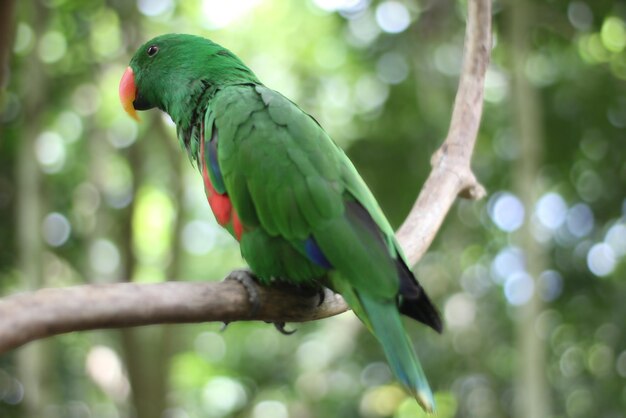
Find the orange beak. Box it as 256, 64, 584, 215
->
119, 66, 140, 121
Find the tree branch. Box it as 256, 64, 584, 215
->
397, 0, 491, 267
0, 274, 346, 354
0, 0, 491, 355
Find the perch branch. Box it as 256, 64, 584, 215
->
0, 0, 491, 355
0, 275, 345, 354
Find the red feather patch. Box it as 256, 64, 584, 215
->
200, 133, 244, 240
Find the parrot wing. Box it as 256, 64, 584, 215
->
213, 84, 396, 297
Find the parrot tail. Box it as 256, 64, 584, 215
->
359, 293, 435, 413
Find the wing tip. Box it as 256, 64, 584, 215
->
396, 257, 443, 333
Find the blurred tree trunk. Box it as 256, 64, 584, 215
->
14, 3, 55, 416
84, 116, 132, 418
116, 135, 161, 418
157, 120, 187, 368
86, 124, 149, 417
509, 1, 552, 417
411, 0, 457, 141
15, 81, 49, 418
0, 0, 16, 89
118, 118, 185, 418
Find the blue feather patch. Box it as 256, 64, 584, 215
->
303, 236, 333, 269
206, 125, 226, 193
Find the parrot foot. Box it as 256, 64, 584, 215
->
226, 269, 261, 317
271, 322, 297, 335
225, 271, 315, 335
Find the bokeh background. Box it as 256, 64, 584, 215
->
1, 0, 625, 417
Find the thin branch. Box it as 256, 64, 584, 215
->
0, 0, 492, 355
397, 0, 491, 266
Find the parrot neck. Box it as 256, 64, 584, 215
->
166, 78, 216, 129
171, 79, 219, 166
171, 78, 260, 166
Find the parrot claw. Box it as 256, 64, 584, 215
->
220, 322, 230, 332
224, 271, 315, 335
272, 321, 297, 335
226, 269, 261, 317
317, 288, 327, 307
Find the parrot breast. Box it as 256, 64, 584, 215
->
199, 122, 244, 240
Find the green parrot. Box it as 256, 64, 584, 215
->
119, 34, 442, 412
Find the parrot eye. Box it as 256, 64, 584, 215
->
147, 45, 159, 57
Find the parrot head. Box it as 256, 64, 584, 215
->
119, 34, 259, 122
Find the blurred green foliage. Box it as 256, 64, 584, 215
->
1, 0, 625, 417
